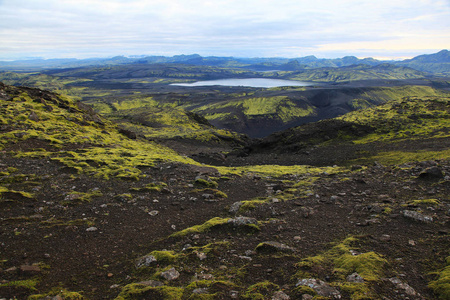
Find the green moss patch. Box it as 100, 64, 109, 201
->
170, 217, 230, 238
28, 288, 85, 300
243, 281, 280, 299
115, 284, 183, 300
183, 280, 237, 299
428, 256, 450, 299
296, 236, 387, 299
0, 278, 39, 291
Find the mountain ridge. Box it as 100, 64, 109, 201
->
1, 50, 449, 74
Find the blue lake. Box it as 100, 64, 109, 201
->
171, 78, 313, 88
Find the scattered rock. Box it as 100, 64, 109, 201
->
230, 290, 239, 299
196, 252, 207, 260
148, 210, 159, 216
402, 210, 433, 223
202, 193, 214, 200
228, 216, 258, 226
193, 288, 209, 294
28, 111, 39, 122
86, 227, 98, 232
196, 273, 214, 280
256, 241, 296, 253
5, 266, 17, 272
419, 166, 444, 179
379, 234, 391, 242
389, 277, 422, 297
346, 272, 364, 283
136, 255, 157, 268
20, 264, 41, 273
160, 267, 180, 281
296, 278, 341, 299
229, 201, 243, 213
118, 128, 137, 139
272, 290, 290, 300
137, 280, 164, 287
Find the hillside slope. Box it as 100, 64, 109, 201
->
0, 83, 449, 300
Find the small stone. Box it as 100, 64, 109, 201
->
229, 201, 243, 213
28, 111, 40, 122
137, 280, 164, 287
256, 241, 296, 253
346, 272, 364, 283
136, 255, 157, 268
408, 240, 416, 246
86, 227, 98, 232
379, 235, 391, 242
402, 210, 433, 223
196, 252, 207, 260
197, 273, 215, 280
193, 288, 209, 294
228, 216, 258, 226
148, 210, 159, 216
110, 284, 120, 289
272, 198, 280, 203
294, 236, 302, 241
389, 277, 420, 297
272, 290, 290, 300
230, 291, 239, 299
296, 278, 341, 298
107, 273, 113, 277
5, 266, 17, 272
419, 166, 444, 179
20, 264, 41, 273
160, 267, 180, 281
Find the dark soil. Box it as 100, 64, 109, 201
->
1, 137, 449, 299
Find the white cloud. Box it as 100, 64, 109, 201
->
0, 0, 449, 59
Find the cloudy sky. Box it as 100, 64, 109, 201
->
0, 0, 449, 60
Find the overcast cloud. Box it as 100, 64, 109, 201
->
0, 0, 449, 60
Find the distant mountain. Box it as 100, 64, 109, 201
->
394, 50, 450, 75
0, 50, 448, 75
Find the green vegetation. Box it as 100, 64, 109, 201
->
182, 280, 237, 299
409, 199, 441, 206
0, 279, 39, 291
192, 96, 316, 125
149, 250, 179, 264
194, 178, 219, 188
429, 256, 450, 299
28, 289, 85, 300
340, 95, 450, 144
41, 217, 96, 228
0, 187, 34, 200
0, 85, 200, 180
297, 236, 387, 299
243, 281, 280, 299
131, 182, 168, 192
353, 150, 450, 165
218, 164, 345, 177
170, 217, 230, 238
115, 284, 183, 300
62, 190, 103, 204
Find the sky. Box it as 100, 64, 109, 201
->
0, 0, 449, 60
